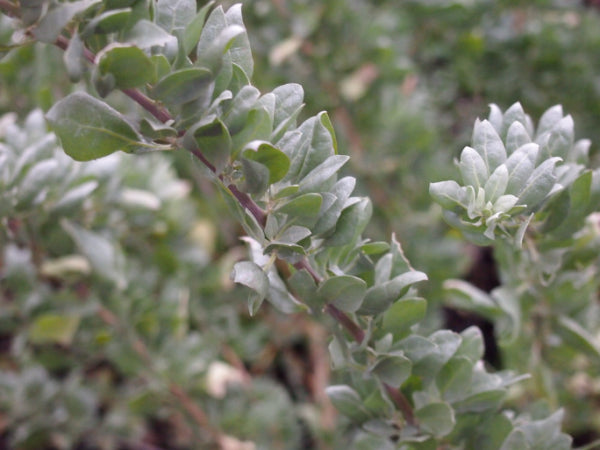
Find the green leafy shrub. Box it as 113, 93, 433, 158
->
1, 1, 599, 449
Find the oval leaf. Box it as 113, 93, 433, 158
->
46, 92, 146, 161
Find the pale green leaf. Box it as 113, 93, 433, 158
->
29, 314, 81, 346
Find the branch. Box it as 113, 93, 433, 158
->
384, 383, 417, 427
324, 303, 365, 344
49, 32, 414, 428
0, 0, 19, 18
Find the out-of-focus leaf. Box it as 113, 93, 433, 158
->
326, 385, 371, 423
29, 314, 81, 346
371, 354, 411, 387
64, 31, 85, 82
61, 219, 126, 288
82, 8, 132, 35
415, 402, 455, 438
33, 0, 100, 43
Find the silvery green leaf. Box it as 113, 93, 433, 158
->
467, 187, 486, 220
471, 120, 506, 172
491, 287, 521, 343
64, 31, 85, 82
538, 115, 574, 161
371, 354, 411, 388
317, 275, 366, 312
242, 140, 290, 184
83, 8, 133, 35
33, 0, 101, 43
493, 195, 519, 214
298, 154, 349, 194
436, 356, 473, 402
196, 5, 227, 61
152, 67, 213, 106
556, 315, 600, 364
505, 143, 538, 195
155, 0, 196, 34
224, 4, 254, 79
514, 213, 533, 249
484, 164, 508, 203
571, 139, 591, 164
487, 104, 503, 133
380, 297, 427, 338
326, 385, 371, 423
505, 121, 531, 155
536, 104, 563, 138
266, 267, 304, 313
415, 402, 455, 438
16, 159, 59, 207
46, 92, 149, 161
184, 116, 232, 173
240, 157, 269, 195
224, 85, 261, 133
61, 219, 126, 289
500, 102, 528, 139
277, 225, 311, 244
518, 157, 562, 211
374, 253, 392, 285
232, 261, 269, 315
429, 180, 468, 210
456, 327, 485, 363
271, 83, 304, 142
501, 410, 572, 450
275, 193, 322, 227
125, 20, 178, 49
313, 176, 356, 235
324, 197, 372, 247
284, 114, 336, 182
459, 146, 488, 189
182, 2, 214, 55
443, 279, 500, 319
358, 271, 427, 316
288, 269, 318, 310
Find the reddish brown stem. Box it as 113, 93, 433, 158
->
384, 383, 417, 427
228, 184, 267, 227
0, 0, 18, 17
324, 303, 365, 344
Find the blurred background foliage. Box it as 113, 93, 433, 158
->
2, 0, 600, 448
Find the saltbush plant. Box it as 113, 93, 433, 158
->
0, 1, 599, 448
